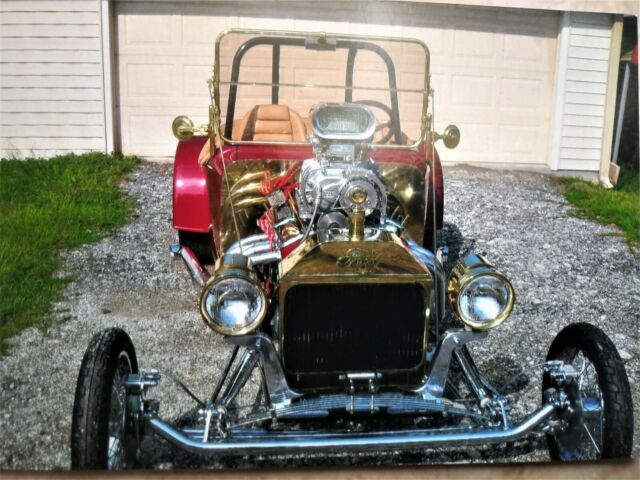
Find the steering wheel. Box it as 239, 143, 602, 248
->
353, 99, 398, 144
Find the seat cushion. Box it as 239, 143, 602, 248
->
197, 105, 308, 165
233, 104, 307, 142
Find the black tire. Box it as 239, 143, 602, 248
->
71, 328, 139, 470
543, 322, 633, 460
178, 230, 215, 265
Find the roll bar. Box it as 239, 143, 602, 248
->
224, 35, 403, 144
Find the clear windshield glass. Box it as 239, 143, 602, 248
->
215, 31, 429, 146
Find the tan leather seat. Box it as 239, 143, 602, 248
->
232, 104, 307, 142
197, 105, 308, 165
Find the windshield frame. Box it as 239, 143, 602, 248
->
212, 29, 431, 150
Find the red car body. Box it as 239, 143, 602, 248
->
173, 136, 444, 256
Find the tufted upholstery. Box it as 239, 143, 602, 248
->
197, 104, 308, 165
233, 104, 307, 142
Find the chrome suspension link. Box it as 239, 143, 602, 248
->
218, 348, 260, 408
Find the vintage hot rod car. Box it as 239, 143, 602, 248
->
71, 30, 633, 469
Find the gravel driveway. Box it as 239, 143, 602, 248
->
0, 162, 637, 470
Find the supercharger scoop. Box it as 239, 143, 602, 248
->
296, 158, 387, 222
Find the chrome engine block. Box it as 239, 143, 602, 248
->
297, 158, 387, 220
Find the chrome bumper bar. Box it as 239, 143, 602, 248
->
147, 403, 555, 455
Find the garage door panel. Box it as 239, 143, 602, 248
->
182, 15, 237, 46
428, 73, 449, 102
450, 75, 494, 107
503, 32, 553, 64
498, 125, 540, 155
401, 25, 448, 58
124, 16, 173, 45
118, 107, 209, 158
184, 65, 214, 98
115, 2, 557, 163
495, 111, 546, 127
125, 64, 177, 98
237, 16, 295, 32
454, 123, 494, 153
127, 114, 175, 147
440, 107, 496, 123
498, 78, 544, 109
453, 29, 497, 59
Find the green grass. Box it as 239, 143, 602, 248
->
0, 152, 140, 354
557, 165, 640, 249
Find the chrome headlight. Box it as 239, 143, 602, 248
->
199, 254, 266, 336
448, 253, 515, 330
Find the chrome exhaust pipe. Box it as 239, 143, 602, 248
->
147, 403, 555, 455
248, 250, 282, 265
170, 244, 210, 287
226, 234, 270, 255
226, 234, 281, 265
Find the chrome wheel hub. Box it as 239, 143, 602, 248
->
557, 349, 604, 460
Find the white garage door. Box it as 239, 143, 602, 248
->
115, 1, 558, 165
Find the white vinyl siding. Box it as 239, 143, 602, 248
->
554, 12, 613, 171
0, 0, 106, 158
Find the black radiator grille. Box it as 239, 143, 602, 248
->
282, 283, 427, 379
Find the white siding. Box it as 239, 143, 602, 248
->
552, 12, 614, 171
0, 0, 106, 158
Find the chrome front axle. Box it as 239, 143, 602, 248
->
146, 404, 555, 455
125, 329, 581, 457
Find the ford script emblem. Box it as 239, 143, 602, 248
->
336, 248, 381, 272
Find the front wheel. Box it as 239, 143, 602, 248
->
543, 322, 633, 460
71, 328, 139, 470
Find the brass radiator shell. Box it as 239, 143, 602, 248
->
278, 231, 433, 391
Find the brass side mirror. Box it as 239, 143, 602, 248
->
172, 116, 212, 141
433, 124, 461, 149
172, 115, 195, 141
442, 125, 460, 149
